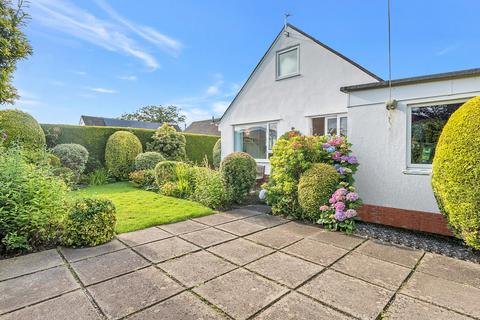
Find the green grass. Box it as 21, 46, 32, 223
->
70, 182, 213, 233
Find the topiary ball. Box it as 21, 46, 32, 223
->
135, 151, 165, 170
220, 152, 256, 203
154, 160, 180, 188
212, 139, 221, 168
105, 131, 143, 180
52, 143, 89, 176
432, 96, 480, 249
0, 109, 45, 149
298, 163, 341, 221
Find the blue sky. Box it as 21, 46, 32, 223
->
12, 0, 480, 126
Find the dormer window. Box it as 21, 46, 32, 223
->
276, 46, 299, 79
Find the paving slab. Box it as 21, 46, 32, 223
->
158, 220, 208, 235
0, 249, 63, 281
224, 208, 262, 218
117, 227, 172, 246
216, 219, 266, 236
246, 252, 323, 288
401, 271, 480, 317
416, 252, 480, 288
59, 239, 126, 263
159, 251, 235, 287
385, 294, 471, 320
332, 252, 411, 290
179, 227, 236, 248
88, 266, 182, 319
241, 205, 272, 214
192, 213, 240, 226
126, 292, 225, 320
244, 214, 289, 228
256, 292, 354, 320
272, 221, 322, 237
194, 268, 288, 320
208, 238, 274, 265
282, 238, 348, 266
0, 266, 79, 314
299, 269, 393, 320
308, 230, 365, 250
71, 249, 148, 285
0, 290, 101, 320
355, 240, 423, 268
134, 237, 200, 263
246, 228, 303, 249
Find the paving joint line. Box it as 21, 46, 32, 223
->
0, 261, 64, 283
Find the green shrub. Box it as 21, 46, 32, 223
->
212, 139, 221, 168
192, 167, 231, 209
51, 167, 77, 189
185, 134, 219, 164
147, 123, 186, 160
0, 109, 46, 149
48, 153, 61, 167
134, 151, 165, 170
298, 163, 341, 221
62, 198, 116, 247
220, 152, 256, 203
52, 143, 89, 177
154, 160, 179, 187
0, 146, 69, 253
432, 96, 480, 249
88, 168, 110, 186
85, 156, 103, 174
105, 131, 143, 180
129, 169, 157, 191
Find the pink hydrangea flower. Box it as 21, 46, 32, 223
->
332, 151, 342, 160
346, 192, 359, 202
320, 205, 329, 211
334, 202, 345, 211
329, 197, 336, 204
334, 188, 347, 196
334, 210, 346, 221
345, 209, 357, 218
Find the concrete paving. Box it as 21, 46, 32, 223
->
1, 206, 479, 320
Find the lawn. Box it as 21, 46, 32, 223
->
70, 182, 214, 233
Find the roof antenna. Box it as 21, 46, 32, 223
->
385, 0, 397, 111
284, 13, 291, 37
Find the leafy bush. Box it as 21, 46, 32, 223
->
62, 198, 116, 247
147, 123, 186, 160
88, 168, 110, 186
85, 156, 103, 174
48, 153, 61, 167
157, 162, 195, 198
105, 131, 143, 180
298, 163, 340, 220
51, 167, 77, 189
0, 146, 69, 253
192, 167, 231, 209
52, 143, 89, 177
0, 109, 45, 149
212, 139, 221, 168
154, 160, 179, 187
134, 152, 165, 170
318, 185, 361, 233
220, 152, 256, 203
432, 96, 480, 249
129, 169, 157, 191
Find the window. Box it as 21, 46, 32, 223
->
311, 115, 347, 136
276, 46, 299, 79
409, 101, 463, 167
234, 122, 278, 160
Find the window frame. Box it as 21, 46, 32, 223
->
310, 113, 347, 136
233, 121, 279, 161
276, 45, 300, 80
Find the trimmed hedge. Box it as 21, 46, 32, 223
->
0, 109, 46, 149
220, 152, 256, 203
41, 124, 219, 165
105, 131, 143, 179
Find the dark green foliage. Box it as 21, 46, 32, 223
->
298, 163, 340, 220
0, 109, 45, 149
192, 167, 231, 209
51, 166, 77, 189
220, 152, 256, 203
147, 123, 186, 160
185, 134, 219, 165
88, 168, 110, 186
105, 131, 143, 180
52, 143, 89, 177
84, 156, 103, 174
62, 198, 116, 247
212, 139, 221, 168
120, 105, 186, 124
129, 169, 157, 191
134, 151, 165, 170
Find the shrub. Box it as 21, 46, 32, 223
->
220, 152, 256, 203
154, 160, 179, 187
185, 134, 219, 164
52, 143, 89, 177
129, 169, 157, 191
62, 198, 116, 247
48, 153, 61, 167
51, 167, 77, 189
298, 163, 341, 220
192, 167, 231, 209
88, 168, 110, 186
147, 123, 186, 160
134, 152, 165, 170
212, 139, 221, 168
105, 131, 143, 180
0, 146, 69, 253
84, 156, 103, 174
0, 109, 46, 149
432, 96, 480, 249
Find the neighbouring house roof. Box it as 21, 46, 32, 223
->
340, 68, 480, 93
184, 118, 220, 136
79, 115, 181, 131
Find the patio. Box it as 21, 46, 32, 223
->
1, 206, 479, 320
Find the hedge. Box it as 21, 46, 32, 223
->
41, 124, 219, 165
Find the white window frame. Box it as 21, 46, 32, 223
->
233, 121, 278, 161
406, 98, 467, 170
310, 113, 347, 136
276, 45, 300, 80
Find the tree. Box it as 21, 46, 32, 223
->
119, 105, 186, 125
0, 0, 32, 105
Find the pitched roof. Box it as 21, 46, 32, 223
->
184, 118, 220, 136
340, 68, 480, 93
79, 115, 181, 131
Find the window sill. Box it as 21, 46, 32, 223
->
276, 73, 300, 81
402, 168, 432, 176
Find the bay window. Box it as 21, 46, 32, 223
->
234, 122, 278, 160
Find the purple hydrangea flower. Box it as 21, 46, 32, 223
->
340, 155, 349, 162
346, 192, 359, 202
334, 210, 346, 221
337, 166, 346, 175
321, 143, 331, 148
347, 156, 358, 164
345, 209, 357, 218
334, 202, 345, 211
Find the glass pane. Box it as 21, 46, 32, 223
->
410, 102, 462, 164
312, 117, 325, 136
234, 125, 267, 159
327, 118, 337, 135
278, 48, 298, 77
268, 123, 277, 150
340, 117, 348, 136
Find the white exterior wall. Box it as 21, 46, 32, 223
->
347, 76, 480, 213
219, 26, 378, 173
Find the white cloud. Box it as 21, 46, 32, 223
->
73, 70, 87, 76
89, 87, 116, 94
119, 75, 137, 81
212, 101, 229, 114
206, 85, 220, 95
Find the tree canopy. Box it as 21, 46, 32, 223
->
119, 105, 186, 125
